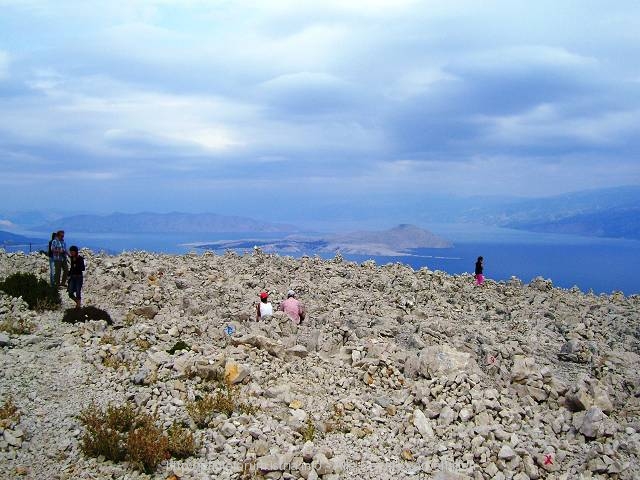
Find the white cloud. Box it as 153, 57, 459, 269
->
0, 0, 639, 212
0, 72, 253, 158
260, 71, 349, 90
389, 67, 460, 100
0, 219, 16, 229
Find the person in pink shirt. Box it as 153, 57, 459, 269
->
279, 290, 306, 325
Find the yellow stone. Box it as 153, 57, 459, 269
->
224, 362, 241, 384
289, 399, 303, 409
363, 372, 375, 385
401, 449, 414, 461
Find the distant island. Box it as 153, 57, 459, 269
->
34, 212, 301, 234
0, 231, 45, 250
190, 224, 452, 256
3, 185, 639, 241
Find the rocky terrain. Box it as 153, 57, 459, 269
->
0, 248, 639, 480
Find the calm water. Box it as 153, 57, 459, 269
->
348, 242, 640, 295
7, 227, 640, 295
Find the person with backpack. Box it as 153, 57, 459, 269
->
67, 245, 85, 309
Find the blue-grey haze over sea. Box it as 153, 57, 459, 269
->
11, 225, 640, 296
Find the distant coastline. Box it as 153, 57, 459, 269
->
2, 223, 639, 295
190, 224, 452, 257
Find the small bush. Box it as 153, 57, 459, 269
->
186, 380, 258, 428
134, 338, 152, 351
79, 403, 128, 461
186, 393, 218, 428
0, 272, 60, 311
102, 352, 131, 370
302, 417, 316, 442
62, 306, 113, 325
0, 395, 21, 428
167, 423, 196, 459
79, 402, 181, 474
0, 316, 35, 335
105, 403, 139, 432
167, 340, 190, 355
100, 333, 116, 345
127, 423, 169, 474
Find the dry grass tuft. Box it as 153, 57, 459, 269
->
78, 402, 190, 473
0, 395, 21, 428
167, 423, 197, 459
0, 316, 34, 335
186, 380, 258, 428
126, 422, 169, 474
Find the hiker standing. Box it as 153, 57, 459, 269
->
47, 232, 56, 286
51, 230, 69, 287
474, 256, 484, 286
68, 245, 85, 309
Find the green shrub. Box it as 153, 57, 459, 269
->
62, 306, 113, 325
0, 272, 60, 311
302, 417, 316, 442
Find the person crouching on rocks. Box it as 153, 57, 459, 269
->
256, 291, 273, 321
474, 256, 484, 286
68, 245, 85, 309
279, 289, 306, 325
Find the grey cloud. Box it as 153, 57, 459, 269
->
0, 0, 639, 214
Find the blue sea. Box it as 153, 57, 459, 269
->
6, 225, 640, 295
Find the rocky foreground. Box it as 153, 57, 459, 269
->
0, 249, 639, 480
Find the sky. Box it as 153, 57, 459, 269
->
0, 0, 639, 223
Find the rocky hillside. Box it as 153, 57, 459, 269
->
0, 249, 639, 480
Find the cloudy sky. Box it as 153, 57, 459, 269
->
1, 0, 639, 223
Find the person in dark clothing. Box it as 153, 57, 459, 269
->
474, 256, 484, 286
47, 232, 56, 286
68, 245, 85, 309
